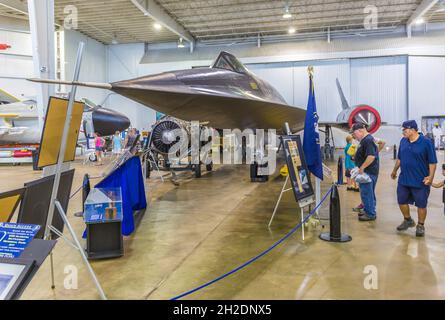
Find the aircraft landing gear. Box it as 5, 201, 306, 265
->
250, 162, 269, 182
320, 124, 335, 161
194, 163, 202, 178
146, 158, 151, 179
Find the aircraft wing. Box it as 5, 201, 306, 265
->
0, 89, 20, 104
0, 113, 20, 118
111, 84, 306, 131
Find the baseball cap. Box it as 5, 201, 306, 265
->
402, 120, 418, 130
349, 122, 366, 133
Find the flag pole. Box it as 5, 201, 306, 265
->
308, 66, 321, 218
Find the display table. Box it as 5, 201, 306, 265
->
84, 188, 124, 259
93, 156, 147, 236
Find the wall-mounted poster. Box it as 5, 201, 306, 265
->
281, 135, 314, 205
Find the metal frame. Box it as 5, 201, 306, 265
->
43, 42, 107, 300
267, 175, 315, 241
406, 0, 439, 37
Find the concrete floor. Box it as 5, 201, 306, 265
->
1, 150, 445, 300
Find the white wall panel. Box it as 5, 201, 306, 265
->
0, 54, 33, 78
107, 44, 155, 129
0, 29, 32, 56
350, 56, 408, 125
293, 59, 350, 122
0, 29, 36, 99
247, 60, 350, 122
0, 77, 37, 99
246, 62, 294, 105
64, 30, 107, 105
408, 56, 445, 124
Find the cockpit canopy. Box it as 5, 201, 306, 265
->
211, 51, 249, 74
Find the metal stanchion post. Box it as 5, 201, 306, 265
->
337, 156, 343, 185
319, 184, 352, 242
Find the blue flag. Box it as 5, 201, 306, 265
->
303, 71, 323, 180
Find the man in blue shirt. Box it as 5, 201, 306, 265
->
391, 120, 437, 237
351, 123, 380, 221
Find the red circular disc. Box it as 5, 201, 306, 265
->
348, 105, 381, 134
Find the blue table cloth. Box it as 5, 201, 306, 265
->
84, 156, 147, 237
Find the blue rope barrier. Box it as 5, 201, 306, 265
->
171, 185, 334, 300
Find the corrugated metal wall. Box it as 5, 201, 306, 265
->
247, 59, 350, 122
248, 57, 407, 123
350, 56, 408, 124
0, 29, 35, 98
293, 59, 350, 122
64, 30, 107, 105
408, 56, 445, 123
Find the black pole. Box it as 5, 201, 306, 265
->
393, 144, 397, 160
320, 184, 352, 242
337, 156, 344, 185
74, 174, 91, 218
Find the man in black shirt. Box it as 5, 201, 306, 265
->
351, 123, 380, 221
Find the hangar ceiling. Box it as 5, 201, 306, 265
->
0, 0, 27, 20
1, 0, 445, 44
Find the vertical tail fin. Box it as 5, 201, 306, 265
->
336, 78, 350, 110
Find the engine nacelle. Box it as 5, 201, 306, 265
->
336, 104, 381, 134
150, 116, 191, 155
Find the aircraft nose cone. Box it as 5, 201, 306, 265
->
92, 107, 130, 136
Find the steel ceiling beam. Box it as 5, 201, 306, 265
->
175, 4, 417, 23
130, 0, 194, 43
0, 0, 28, 14
406, 0, 439, 37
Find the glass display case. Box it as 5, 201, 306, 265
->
84, 188, 123, 223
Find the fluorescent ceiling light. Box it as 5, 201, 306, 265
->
111, 33, 119, 44
153, 22, 162, 30
288, 27, 296, 34
283, 7, 292, 19
415, 17, 425, 25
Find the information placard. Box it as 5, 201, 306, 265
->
0, 223, 40, 258
281, 135, 314, 204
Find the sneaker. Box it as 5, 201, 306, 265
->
416, 224, 425, 237
359, 214, 376, 221
353, 204, 364, 212
396, 218, 416, 231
